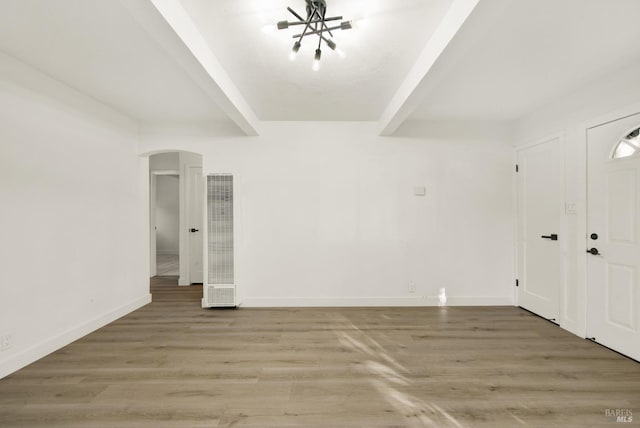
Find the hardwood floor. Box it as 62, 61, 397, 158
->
156, 254, 179, 276
1, 277, 638, 427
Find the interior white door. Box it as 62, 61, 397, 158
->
188, 166, 203, 283
587, 113, 640, 361
517, 138, 564, 322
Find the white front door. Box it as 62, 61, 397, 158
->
188, 166, 203, 283
587, 113, 640, 361
517, 137, 564, 322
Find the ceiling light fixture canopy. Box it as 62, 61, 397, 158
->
275, 0, 352, 70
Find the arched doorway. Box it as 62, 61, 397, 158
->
143, 150, 203, 287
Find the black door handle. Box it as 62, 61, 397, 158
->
190, 228, 199, 233
541, 234, 558, 241
587, 248, 600, 255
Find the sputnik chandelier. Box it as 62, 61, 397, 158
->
274, 0, 352, 70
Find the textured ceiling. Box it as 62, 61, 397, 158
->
0, 0, 229, 123
179, 0, 454, 121
408, 0, 640, 121
2, 0, 640, 129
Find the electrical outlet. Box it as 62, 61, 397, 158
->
408, 282, 416, 293
1, 334, 12, 351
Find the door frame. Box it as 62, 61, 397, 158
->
185, 164, 203, 284
578, 101, 640, 337
515, 133, 567, 323
149, 169, 180, 278
179, 156, 204, 285
141, 149, 204, 291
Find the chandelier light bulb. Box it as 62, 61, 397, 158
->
353, 17, 367, 29
290, 41, 301, 61
312, 48, 321, 71
261, 23, 276, 34
340, 21, 352, 30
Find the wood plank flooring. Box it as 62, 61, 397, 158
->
156, 254, 179, 276
0, 276, 638, 427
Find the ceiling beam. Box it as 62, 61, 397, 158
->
377, 0, 480, 136
121, 0, 260, 136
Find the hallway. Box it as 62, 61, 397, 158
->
156, 254, 179, 277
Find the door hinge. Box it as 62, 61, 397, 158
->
515, 279, 519, 287
515, 164, 519, 172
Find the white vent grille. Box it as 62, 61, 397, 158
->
207, 175, 234, 285
205, 285, 235, 307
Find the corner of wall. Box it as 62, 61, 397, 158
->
0, 294, 151, 380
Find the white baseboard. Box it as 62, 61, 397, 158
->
239, 295, 514, 307
0, 294, 152, 380
560, 318, 586, 338
178, 277, 190, 286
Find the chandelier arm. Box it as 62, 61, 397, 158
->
322, 8, 342, 37
306, 4, 326, 43
308, 7, 319, 38
295, 8, 316, 44
318, 6, 334, 38
284, 21, 306, 27
321, 22, 334, 38
317, 8, 325, 50
293, 24, 341, 38
311, 4, 322, 22
320, 34, 333, 47
310, 5, 336, 39
295, 33, 334, 47
287, 6, 305, 22
284, 17, 341, 27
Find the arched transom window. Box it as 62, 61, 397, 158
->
612, 127, 640, 159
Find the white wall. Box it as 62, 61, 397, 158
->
149, 152, 179, 172
514, 60, 640, 336
140, 120, 514, 306
155, 175, 179, 254
0, 52, 150, 378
